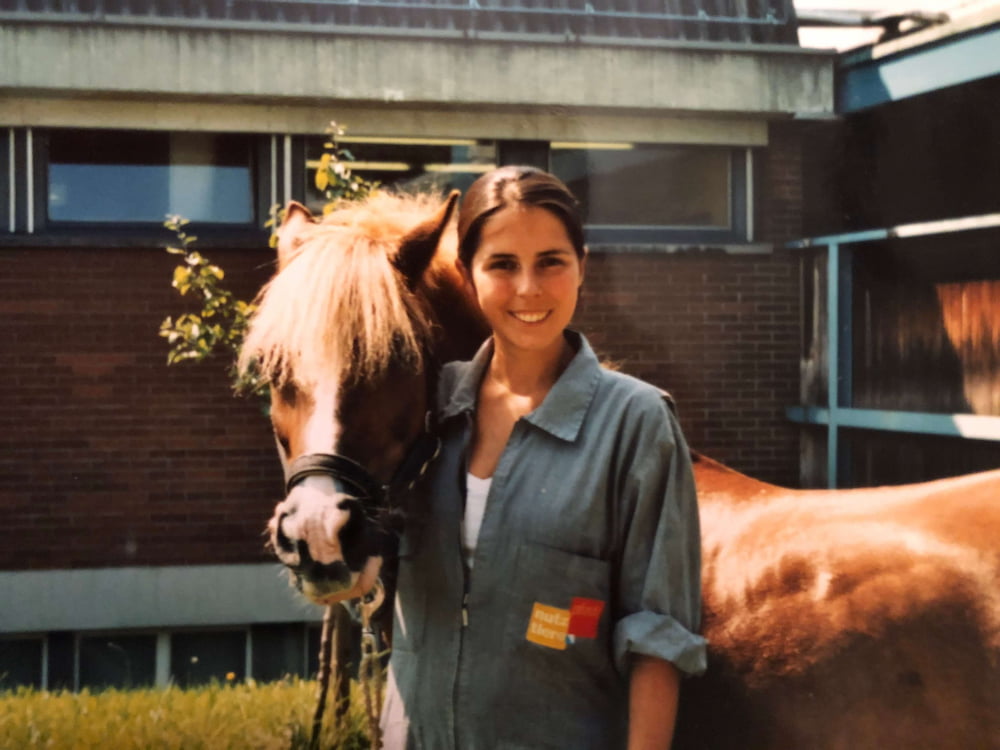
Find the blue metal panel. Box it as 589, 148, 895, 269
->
839, 23, 1000, 113
836, 244, 854, 486
826, 242, 840, 487
786, 227, 888, 249
786, 406, 1000, 442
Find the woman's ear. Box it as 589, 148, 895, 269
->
578, 247, 588, 286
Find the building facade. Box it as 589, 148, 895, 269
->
0, 0, 833, 689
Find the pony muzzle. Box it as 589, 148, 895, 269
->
270, 485, 382, 603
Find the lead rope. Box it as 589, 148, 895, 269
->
359, 580, 386, 750
310, 604, 337, 750
309, 581, 386, 750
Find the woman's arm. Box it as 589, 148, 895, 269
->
628, 655, 681, 750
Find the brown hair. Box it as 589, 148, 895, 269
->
456, 166, 585, 268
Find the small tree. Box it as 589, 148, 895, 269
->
159, 121, 377, 393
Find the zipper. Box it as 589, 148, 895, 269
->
453, 412, 474, 750
459, 411, 473, 629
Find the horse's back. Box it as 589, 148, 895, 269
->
684, 456, 1000, 749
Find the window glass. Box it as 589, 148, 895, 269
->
47, 130, 254, 224
251, 624, 307, 681
0, 637, 43, 690
550, 143, 731, 228
305, 137, 496, 204
170, 631, 246, 687
79, 634, 156, 690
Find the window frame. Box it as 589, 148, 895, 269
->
550, 145, 750, 246
20, 129, 274, 245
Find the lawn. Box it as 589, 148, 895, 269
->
0, 678, 372, 749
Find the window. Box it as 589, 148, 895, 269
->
170, 630, 246, 687
304, 136, 496, 205
78, 634, 156, 690
46, 130, 255, 225
550, 142, 748, 243
0, 637, 44, 690
251, 624, 308, 681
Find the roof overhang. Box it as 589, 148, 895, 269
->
837, 3, 1000, 113
0, 18, 835, 122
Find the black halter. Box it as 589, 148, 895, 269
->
283, 414, 440, 529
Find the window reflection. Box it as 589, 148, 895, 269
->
551, 143, 731, 228
47, 130, 254, 224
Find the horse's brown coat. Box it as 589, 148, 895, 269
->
682, 453, 1000, 749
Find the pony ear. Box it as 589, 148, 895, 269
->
394, 191, 460, 284
276, 201, 316, 269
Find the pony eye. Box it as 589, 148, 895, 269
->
277, 381, 298, 406
274, 430, 291, 457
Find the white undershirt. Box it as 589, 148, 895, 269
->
462, 473, 492, 569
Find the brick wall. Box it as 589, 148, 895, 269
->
0, 247, 281, 571
576, 249, 801, 486
760, 120, 805, 243
1, 122, 808, 571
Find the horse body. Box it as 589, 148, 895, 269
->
243, 193, 1000, 748
684, 453, 1000, 749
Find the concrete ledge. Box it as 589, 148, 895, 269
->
0, 564, 322, 634
0, 23, 835, 117
0, 96, 770, 145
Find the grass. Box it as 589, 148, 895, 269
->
0, 678, 373, 749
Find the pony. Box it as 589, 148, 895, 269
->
239, 192, 1000, 749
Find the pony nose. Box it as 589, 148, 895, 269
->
293, 540, 352, 588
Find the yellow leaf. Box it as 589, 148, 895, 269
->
315, 153, 332, 190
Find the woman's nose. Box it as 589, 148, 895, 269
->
515, 270, 541, 296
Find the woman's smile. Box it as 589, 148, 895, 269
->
464, 204, 584, 359
510, 310, 552, 324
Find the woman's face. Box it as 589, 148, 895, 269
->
463, 203, 584, 357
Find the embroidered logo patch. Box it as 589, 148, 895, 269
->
568, 597, 605, 639
526, 598, 605, 649
526, 603, 569, 650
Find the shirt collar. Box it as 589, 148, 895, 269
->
438, 330, 603, 443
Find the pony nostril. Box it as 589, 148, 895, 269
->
274, 513, 297, 555
295, 538, 312, 566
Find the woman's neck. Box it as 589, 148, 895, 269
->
486, 334, 574, 400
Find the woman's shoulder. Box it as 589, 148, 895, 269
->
594, 365, 678, 417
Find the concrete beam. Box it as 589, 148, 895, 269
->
0, 564, 322, 634
0, 22, 835, 118
0, 96, 770, 145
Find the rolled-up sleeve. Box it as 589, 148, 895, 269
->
612, 395, 707, 677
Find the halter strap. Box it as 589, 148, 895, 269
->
283, 413, 441, 524
285, 453, 385, 500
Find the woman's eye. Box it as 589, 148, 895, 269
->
539, 256, 566, 268
488, 259, 517, 271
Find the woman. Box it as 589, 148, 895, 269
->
382, 166, 706, 749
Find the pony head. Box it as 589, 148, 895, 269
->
240, 191, 484, 604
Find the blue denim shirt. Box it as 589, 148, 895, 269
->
382, 331, 706, 749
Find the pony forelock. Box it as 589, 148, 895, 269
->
238, 192, 449, 388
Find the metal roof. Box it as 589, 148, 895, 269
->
0, 0, 799, 45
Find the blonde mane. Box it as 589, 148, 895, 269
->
239, 191, 453, 387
